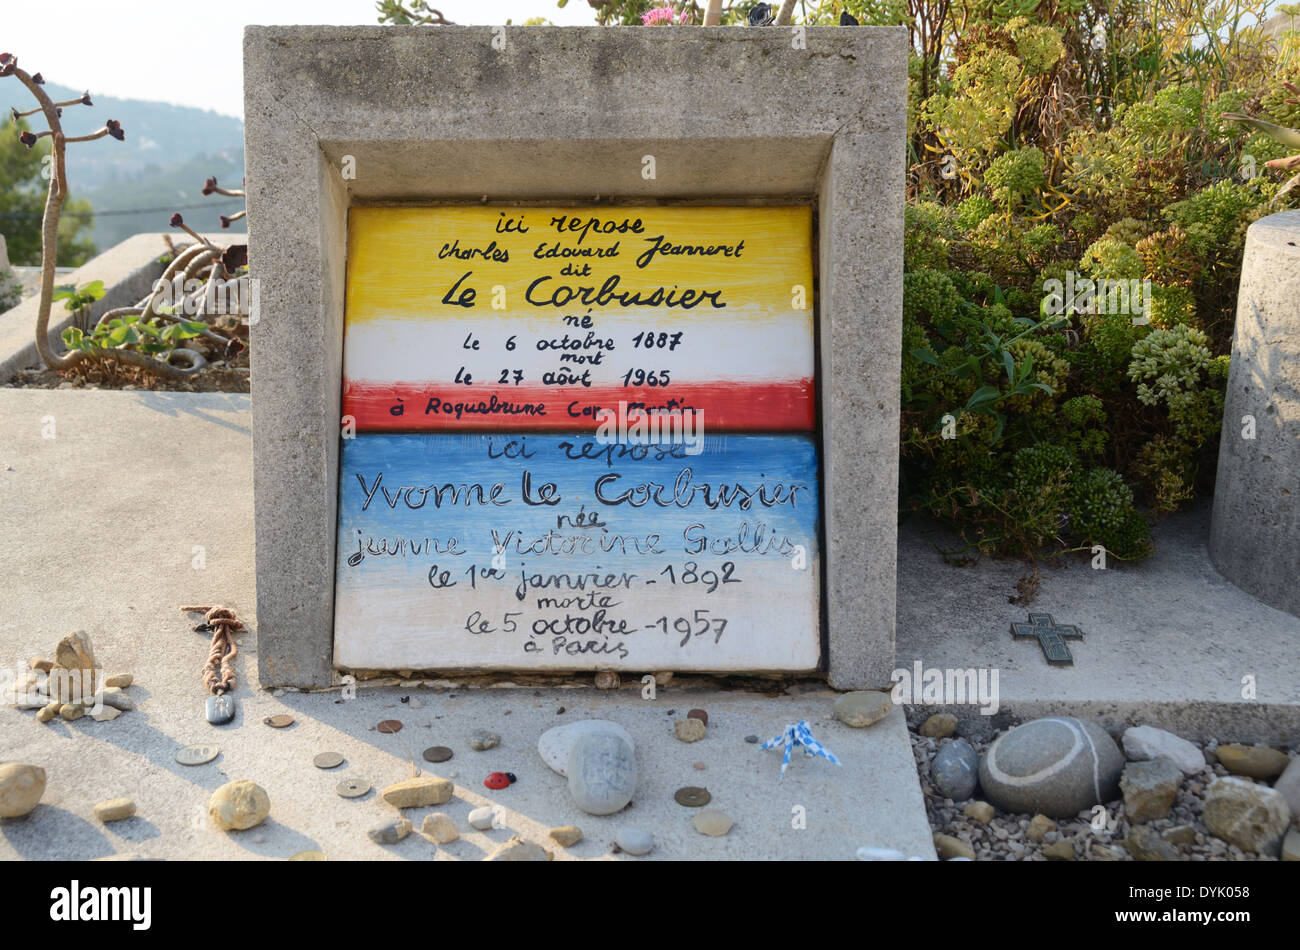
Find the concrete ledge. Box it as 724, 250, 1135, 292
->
0, 232, 232, 384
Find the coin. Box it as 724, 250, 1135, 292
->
422, 745, 454, 763
289, 850, 327, 861
674, 786, 711, 807
377, 719, 403, 733
175, 744, 220, 766
265, 714, 295, 728
313, 751, 345, 769
336, 778, 371, 798
687, 708, 709, 726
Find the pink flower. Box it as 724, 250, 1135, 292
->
641, 6, 676, 26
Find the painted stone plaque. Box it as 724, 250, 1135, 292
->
333, 433, 821, 672
341, 206, 815, 432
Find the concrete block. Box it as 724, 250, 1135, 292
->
244, 26, 907, 687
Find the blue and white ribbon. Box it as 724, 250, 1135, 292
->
760, 720, 842, 778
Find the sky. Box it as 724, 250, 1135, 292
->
4, 0, 600, 118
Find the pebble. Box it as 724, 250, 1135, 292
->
1275, 758, 1300, 817
1214, 744, 1289, 780
1162, 825, 1197, 846
568, 730, 637, 815
290, 851, 327, 861
1126, 825, 1178, 861
931, 738, 979, 802
549, 825, 583, 847
1121, 725, 1206, 775
1203, 776, 1291, 855
920, 713, 958, 739
692, 761, 706, 770
0, 763, 47, 818
1042, 839, 1075, 861
674, 718, 706, 743
963, 801, 994, 823
468, 806, 496, 830
104, 673, 133, 688
978, 717, 1123, 818
51, 631, 97, 702
1026, 814, 1056, 842
933, 833, 974, 860
470, 730, 501, 751
100, 689, 134, 712
687, 708, 709, 726
93, 798, 136, 823
29, 658, 53, 672
59, 703, 85, 721
1120, 757, 1182, 823
36, 702, 60, 723
205, 694, 235, 725
483, 836, 551, 861
744, 735, 759, 744
1282, 827, 1300, 862
421, 813, 459, 843
537, 720, 635, 777
91, 707, 122, 722
368, 817, 412, 844
832, 690, 893, 728
692, 808, 734, 836
616, 827, 654, 855
208, 779, 270, 831
594, 671, 620, 689
381, 776, 453, 808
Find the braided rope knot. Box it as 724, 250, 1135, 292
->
181, 605, 243, 696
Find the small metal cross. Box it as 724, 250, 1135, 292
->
1010, 613, 1084, 665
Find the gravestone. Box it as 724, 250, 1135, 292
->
245, 25, 906, 688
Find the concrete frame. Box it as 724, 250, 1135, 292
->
244, 25, 907, 689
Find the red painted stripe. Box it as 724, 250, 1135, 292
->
341, 380, 816, 432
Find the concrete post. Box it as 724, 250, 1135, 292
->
1210, 210, 1300, 618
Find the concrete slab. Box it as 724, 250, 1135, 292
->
0, 389, 933, 860
897, 504, 1300, 742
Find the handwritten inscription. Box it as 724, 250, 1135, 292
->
332, 434, 821, 672
341, 206, 816, 432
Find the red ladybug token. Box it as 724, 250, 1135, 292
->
484, 771, 517, 790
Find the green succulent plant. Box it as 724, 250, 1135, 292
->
1224, 81, 1300, 202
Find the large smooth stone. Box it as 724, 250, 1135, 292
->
537, 720, 634, 777
978, 717, 1123, 818
931, 738, 979, 802
50, 631, 97, 703
0, 763, 47, 818
566, 731, 636, 816
1203, 776, 1291, 855
1121, 726, 1205, 774
208, 779, 270, 830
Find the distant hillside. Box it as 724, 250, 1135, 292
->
2, 81, 244, 253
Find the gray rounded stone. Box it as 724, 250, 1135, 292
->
616, 827, 654, 855
567, 731, 637, 816
978, 717, 1123, 819
470, 730, 501, 751
931, 738, 979, 802
537, 719, 635, 777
